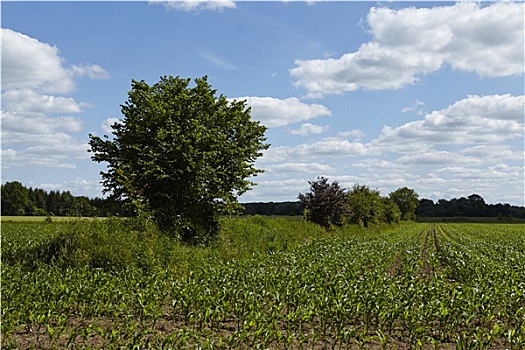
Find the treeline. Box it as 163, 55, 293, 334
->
1, 181, 131, 217
416, 194, 525, 219
298, 178, 420, 229
243, 195, 525, 219
2, 181, 524, 220
242, 201, 303, 216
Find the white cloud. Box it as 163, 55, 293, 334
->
291, 2, 524, 97
249, 93, 524, 205
1, 29, 109, 94
101, 118, 121, 134
289, 123, 329, 136
1, 111, 83, 141
375, 94, 524, 150
337, 129, 365, 141
240, 178, 306, 202
2, 148, 80, 170
459, 145, 518, 160
264, 137, 370, 162
149, 0, 236, 12
395, 151, 481, 165
436, 165, 523, 181
235, 96, 331, 127
71, 64, 110, 80
35, 178, 104, 198
353, 158, 404, 170
1, 28, 75, 93
401, 100, 426, 115
2, 89, 86, 114
1, 29, 107, 170
267, 162, 333, 174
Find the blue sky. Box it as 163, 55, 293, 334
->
2, 1, 524, 205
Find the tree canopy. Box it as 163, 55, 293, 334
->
298, 177, 348, 229
0, 181, 97, 217
346, 184, 383, 227
389, 187, 420, 220
299, 178, 417, 229
89, 75, 269, 242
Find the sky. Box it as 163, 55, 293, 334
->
1, 1, 524, 206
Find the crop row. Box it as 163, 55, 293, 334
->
2, 221, 524, 349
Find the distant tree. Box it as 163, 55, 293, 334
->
242, 202, 303, 216
1, 181, 29, 215
346, 184, 382, 227
467, 194, 489, 216
415, 198, 436, 217
46, 191, 61, 216
28, 188, 48, 215
380, 197, 401, 224
389, 187, 419, 220
298, 177, 348, 229
89, 75, 269, 243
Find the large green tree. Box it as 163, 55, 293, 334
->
389, 187, 419, 220
89, 75, 269, 243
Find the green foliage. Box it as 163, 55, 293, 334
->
298, 177, 348, 229
299, 178, 417, 229
1, 217, 335, 274
1, 181, 29, 215
416, 194, 525, 219
1, 181, 99, 217
380, 197, 401, 224
1, 219, 168, 272
346, 184, 383, 227
389, 186, 419, 220
89, 75, 269, 243
2, 220, 524, 348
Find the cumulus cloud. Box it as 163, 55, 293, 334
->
71, 64, 110, 80
235, 96, 331, 127
289, 123, 329, 136
337, 129, 365, 141
1, 28, 108, 94
33, 178, 104, 197
240, 178, 309, 202
459, 145, 518, 160
2, 109, 82, 136
1, 28, 75, 94
375, 94, 524, 150
436, 165, 523, 181
267, 162, 333, 173
149, 0, 236, 12
395, 151, 481, 165
1, 148, 82, 170
264, 137, 370, 163
291, 2, 524, 97
1, 89, 86, 114
1, 29, 107, 169
250, 93, 524, 204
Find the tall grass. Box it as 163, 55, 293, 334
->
2, 216, 367, 274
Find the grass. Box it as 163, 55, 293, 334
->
1, 216, 356, 273
1, 216, 84, 223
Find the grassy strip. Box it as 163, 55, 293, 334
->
1, 216, 91, 223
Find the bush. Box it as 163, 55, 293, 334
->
4, 216, 351, 274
